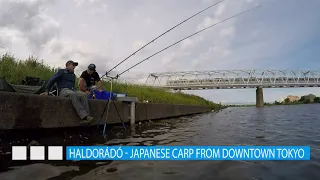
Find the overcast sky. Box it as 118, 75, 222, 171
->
0, 0, 320, 103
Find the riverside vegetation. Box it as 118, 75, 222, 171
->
0, 54, 222, 110
226, 95, 320, 107
274, 94, 320, 105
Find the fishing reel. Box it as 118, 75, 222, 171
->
102, 71, 119, 80
91, 85, 98, 90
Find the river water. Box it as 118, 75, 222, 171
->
1, 104, 320, 180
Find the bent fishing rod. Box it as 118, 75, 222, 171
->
117, 5, 262, 77
105, 0, 224, 76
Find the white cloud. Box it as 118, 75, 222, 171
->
220, 26, 234, 37
43, 37, 114, 76
132, 40, 147, 52
196, 16, 220, 31
79, 23, 88, 28
0, 28, 23, 47
191, 45, 232, 69
72, 0, 108, 16
180, 38, 198, 50
0, 0, 60, 55
214, 3, 226, 16
73, 0, 104, 6
161, 52, 177, 66
90, 3, 108, 16
73, 0, 85, 7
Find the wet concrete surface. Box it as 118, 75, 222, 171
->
1, 104, 320, 180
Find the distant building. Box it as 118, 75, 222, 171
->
287, 95, 300, 102
280, 95, 300, 103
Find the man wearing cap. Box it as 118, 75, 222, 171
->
78, 64, 102, 94
79, 64, 117, 100
43, 60, 94, 124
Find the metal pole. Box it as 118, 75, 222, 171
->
130, 101, 136, 127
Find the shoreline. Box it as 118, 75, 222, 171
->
225, 102, 320, 107
0, 91, 213, 130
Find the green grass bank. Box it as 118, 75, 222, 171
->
0, 54, 222, 111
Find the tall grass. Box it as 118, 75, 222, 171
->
0, 53, 222, 110
0, 53, 55, 84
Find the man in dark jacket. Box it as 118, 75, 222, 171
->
42, 60, 94, 124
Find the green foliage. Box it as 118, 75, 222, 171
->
0, 53, 222, 111
102, 81, 221, 110
304, 99, 311, 104
0, 53, 55, 84
284, 98, 290, 104
274, 101, 281, 105
263, 102, 272, 106
314, 97, 320, 103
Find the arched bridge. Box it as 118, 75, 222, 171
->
144, 70, 320, 107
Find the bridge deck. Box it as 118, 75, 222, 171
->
145, 70, 320, 90
162, 84, 320, 90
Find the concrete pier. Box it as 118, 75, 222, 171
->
0, 92, 211, 130
116, 96, 138, 128
130, 101, 136, 126
256, 87, 264, 107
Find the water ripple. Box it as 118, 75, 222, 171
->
1, 104, 320, 179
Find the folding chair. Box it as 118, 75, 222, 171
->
48, 83, 59, 96
48, 68, 61, 96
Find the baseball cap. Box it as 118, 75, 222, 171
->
66, 60, 78, 66
88, 64, 96, 71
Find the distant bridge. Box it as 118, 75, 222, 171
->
144, 70, 320, 107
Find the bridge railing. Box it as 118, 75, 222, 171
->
165, 78, 320, 86
145, 70, 320, 88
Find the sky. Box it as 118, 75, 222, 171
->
0, 0, 320, 104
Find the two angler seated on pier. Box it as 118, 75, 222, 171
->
0, 61, 118, 124
42, 60, 95, 124
41, 61, 116, 124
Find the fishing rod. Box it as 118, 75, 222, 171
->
96, 5, 260, 136
106, 0, 224, 75
117, 5, 262, 77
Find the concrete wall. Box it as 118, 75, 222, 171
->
0, 92, 211, 130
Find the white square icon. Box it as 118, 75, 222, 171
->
30, 146, 45, 160
12, 146, 27, 160
48, 146, 63, 160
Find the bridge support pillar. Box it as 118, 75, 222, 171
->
256, 87, 264, 107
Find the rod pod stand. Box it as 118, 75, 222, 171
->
96, 73, 126, 137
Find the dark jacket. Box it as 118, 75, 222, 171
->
45, 68, 76, 92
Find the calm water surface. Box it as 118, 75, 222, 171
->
1, 104, 320, 180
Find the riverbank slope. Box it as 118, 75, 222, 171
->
0, 54, 222, 110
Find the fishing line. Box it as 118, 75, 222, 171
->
106, 0, 224, 75
117, 5, 262, 76
97, 5, 261, 135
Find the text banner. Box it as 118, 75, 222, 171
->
66, 146, 310, 161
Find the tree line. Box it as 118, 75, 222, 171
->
274, 94, 320, 105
